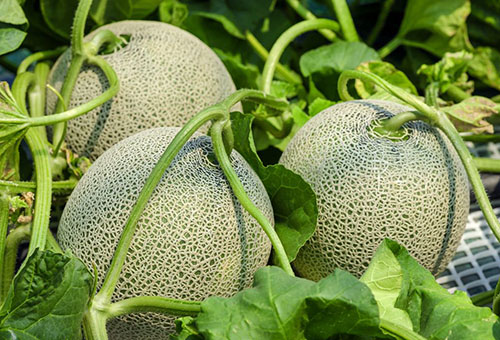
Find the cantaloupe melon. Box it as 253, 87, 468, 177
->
57, 127, 273, 338
279, 100, 469, 280
47, 21, 238, 160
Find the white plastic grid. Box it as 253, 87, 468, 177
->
436, 141, 500, 295
437, 204, 500, 295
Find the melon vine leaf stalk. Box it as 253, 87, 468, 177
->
0, 249, 93, 340
230, 111, 317, 262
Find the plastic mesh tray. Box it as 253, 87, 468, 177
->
437, 203, 500, 295
436, 141, 500, 295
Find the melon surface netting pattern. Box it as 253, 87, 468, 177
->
47, 20, 237, 160
57, 127, 273, 338
279, 100, 470, 280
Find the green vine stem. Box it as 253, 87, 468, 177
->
17, 46, 67, 74
92, 89, 288, 312
50, 0, 91, 152
338, 70, 500, 244
28, 62, 51, 141
262, 19, 341, 93
330, 0, 359, 42
366, 0, 394, 45
211, 121, 295, 275
107, 297, 201, 318
0, 197, 9, 302
1, 223, 30, 301
11, 71, 53, 255
494, 279, 500, 314
285, 0, 337, 41
471, 289, 494, 306
473, 158, 500, 173
46, 231, 62, 253
24, 129, 52, 254
94, 106, 226, 304
462, 134, 500, 143
445, 84, 470, 102
244, 31, 302, 85
0, 178, 77, 194
378, 35, 403, 58
3, 56, 119, 130
83, 308, 109, 340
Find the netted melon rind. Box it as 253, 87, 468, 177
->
279, 100, 470, 280
57, 127, 273, 338
47, 20, 239, 160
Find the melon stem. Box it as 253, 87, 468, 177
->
261, 19, 341, 94
17, 46, 67, 75
285, 0, 338, 41
27, 56, 119, 127
211, 121, 295, 276
106, 296, 201, 319
371, 111, 423, 140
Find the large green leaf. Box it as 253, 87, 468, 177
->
40, 0, 78, 39
0, 0, 28, 55
230, 111, 317, 262
378, 239, 500, 339
396, 0, 472, 57
214, 49, 260, 89
175, 266, 384, 340
299, 41, 379, 99
0, 0, 27, 25
0, 249, 93, 339
0, 29, 27, 56
469, 47, 500, 91
90, 0, 162, 26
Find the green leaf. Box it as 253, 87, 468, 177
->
441, 96, 497, 134
158, 0, 188, 27
213, 49, 260, 89
0, 249, 93, 340
361, 243, 414, 331
128, 0, 163, 19
308, 98, 336, 117
90, 0, 131, 25
173, 317, 203, 340
187, 0, 273, 37
379, 239, 500, 339
397, 0, 472, 57
0, 28, 27, 56
190, 266, 385, 340
469, 47, 500, 91
0, 0, 27, 25
355, 61, 418, 98
418, 51, 473, 93
231, 111, 317, 262
300, 41, 379, 99
40, 0, 78, 39
190, 12, 244, 39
